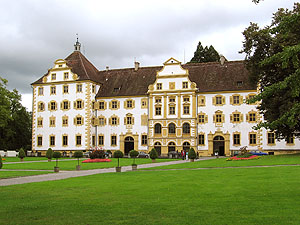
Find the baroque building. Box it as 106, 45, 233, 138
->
31, 40, 300, 156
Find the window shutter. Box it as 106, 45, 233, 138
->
68, 101, 70, 109
95, 102, 99, 109
132, 117, 135, 125
230, 96, 233, 105
82, 118, 84, 125
109, 101, 112, 109
74, 101, 76, 109
222, 114, 225, 123
205, 115, 208, 123
48, 102, 51, 110
239, 95, 243, 104
109, 117, 112, 125
132, 100, 135, 108
104, 102, 107, 110
240, 114, 244, 122
117, 101, 120, 109
222, 96, 225, 105
117, 117, 120, 125
212, 97, 216, 105
246, 114, 249, 122
73, 118, 76, 125
124, 117, 126, 125
230, 114, 233, 123
82, 101, 84, 109
213, 115, 216, 123
60, 102, 63, 109
124, 101, 126, 108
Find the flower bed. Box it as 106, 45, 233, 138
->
82, 159, 112, 163
227, 155, 260, 161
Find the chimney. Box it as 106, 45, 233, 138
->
220, 55, 226, 65
134, 61, 140, 71
106, 66, 109, 71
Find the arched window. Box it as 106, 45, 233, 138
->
154, 142, 161, 156
168, 123, 176, 134
168, 142, 176, 152
183, 123, 190, 134
183, 142, 190, 151
154, 123, 162, 134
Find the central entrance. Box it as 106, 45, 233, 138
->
124, 136, 134, 155
213, 136, 225, 156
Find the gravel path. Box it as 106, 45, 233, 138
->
0, 158, 213, 186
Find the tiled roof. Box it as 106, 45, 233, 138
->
96, 61, 256, 97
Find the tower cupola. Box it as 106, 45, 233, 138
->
74, 35, 81, 52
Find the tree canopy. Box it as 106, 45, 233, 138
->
0, 77, 32, 150
240, 3, 300, 140
189, 41, 220, 63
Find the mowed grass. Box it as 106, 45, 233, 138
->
0, 171, 53, 179
1, 166, 300, 225
1, 158, 177, 171
141, 154, 300, 170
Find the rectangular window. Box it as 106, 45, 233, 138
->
126, 116, 132, 125
62, 118, 68, 126
63, 101, 69, 110
92, 135, 95, 146
76, 100, 82, 109
141, 135, 147, 145
216, 96, 222, 105
49, 118, 55, 127
155, 106, 161, 116
76, 135, 82, 146
198, 114, 205, 123
233, 95, 240, 104
63, 135, 68, 146
183, 97, 190, 102
250, 133, 257, 145
51, 73, 56, 80
169, 106, 175, 115
38, 87, 43, 95
37, 136, 43, 146
249, 113, 256, 122
286, 136, 294, 144
99, 102, 105, 109
50, 135, 55, 146
183, 106, 190, 114
50, 86, 56, 95
50, 102, 56, 110
37, 118, 43, 127
233, 113, 240, 122
141, 100, 147, 107
99, 118, 105, 126
182, 82, 188, 89
111, 117, 117, 125
63, 85, 69, 94
92, 85, 96, 93
198, 134, 205, 145
76, 84, 82, 93
98, 135, 104, 146
127, 100, 133, 108
157, 83, 162, 90
169, 97, 175, 102
216, 114, 222, 123
268, 133, 275, 145
112, 101, 118, 109
233, 134, 240, 145
76, 117, 82, 125
155, 98, 162, 103
64, 72, 69, 80
111, 135, 117, 146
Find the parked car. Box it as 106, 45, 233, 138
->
138, 151, 149, 158
250, 150, 268, 156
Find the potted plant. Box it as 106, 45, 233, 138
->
189, 148, 196, 162
129, 150, 139, 170
53, 151, 61, 172
0, 155, 2, 169
46, 148, 53, 162
149, 148, 158, 163
74, 151, 83, 171
18, 148, 26, 162
113, 150, 123, 172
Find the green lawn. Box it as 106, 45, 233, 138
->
1, 166, 300, 224
141, 154, 300, 170
1, 158, 177, 171
0, 171, 53, 179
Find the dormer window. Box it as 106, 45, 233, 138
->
51, 73, 56, 81
237, 81, 243, 87
59, 65, 62, 68
113, 87, 120, 92
182, 82, 188, 89
157, 83, 162, 90
64, 72, 69, 80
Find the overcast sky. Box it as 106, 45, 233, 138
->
0, 0, 296, 111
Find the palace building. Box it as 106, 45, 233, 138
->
31, 40, 300, 156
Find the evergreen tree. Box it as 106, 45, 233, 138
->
189, 42, 220, 63
240, 3, 300, 140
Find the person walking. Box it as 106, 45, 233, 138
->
186, 151, 189, 160
181, 150, 185, 160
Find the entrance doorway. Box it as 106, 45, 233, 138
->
168, 142, 176, 153
154, 142, 161, 156
183, 142, 190, 152
124, 136, 134, 155
213, 136, 225, 156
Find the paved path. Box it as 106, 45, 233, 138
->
0, 158, 213, 186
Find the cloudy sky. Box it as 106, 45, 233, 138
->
0, 0, 296, 111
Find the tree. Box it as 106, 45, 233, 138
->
74, 151, 83, 167
149, 148, 158, 162
18, 148, 26, 161
129, 150, 139, 166
46, 148, 53, 160
240, 3, 300, 140
113, 150, 124, 168
0, 77, 31, 150
189, 42, 220, 63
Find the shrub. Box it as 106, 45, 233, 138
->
113, 150, 124, 167
0, 155, 2, 169
74, 151, 83, 166
46, 148, 53, 159
18, 148, 26, 159
89, 149, 105, 159
129, 150, 139, 165
189, 148, 196, 159
149, 148, 158, 160
53, 151, 61, 167
107, 150, 112, 154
